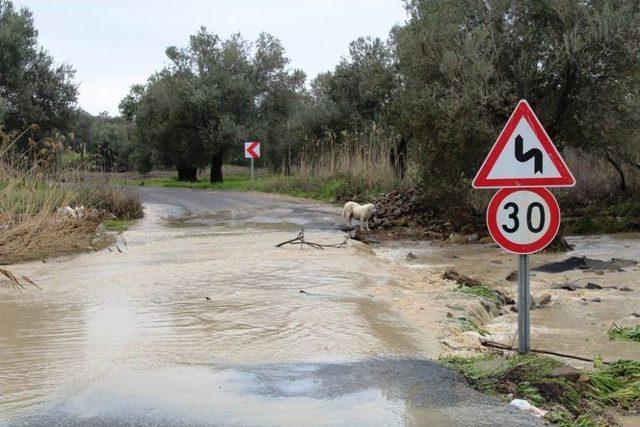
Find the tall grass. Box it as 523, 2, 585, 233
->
287, 125, 407, 202
297, 125, 402, 185
0, 127, 142, 265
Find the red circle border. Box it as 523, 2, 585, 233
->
486, 187, 560, 254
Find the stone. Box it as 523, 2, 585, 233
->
480, 300, 499, 316
406, 252, 417, 260
619, 287, 634, 292
535, 294, 552, 307
631, 312, 640, 318
551, 367, 583, 382
552, 283, 579, 291
591, 298, 602, 303
506, 270, 518, 282
466, 233, 480, 243
585, 282, 602, 290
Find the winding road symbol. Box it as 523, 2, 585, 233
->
514, 135, 543, 174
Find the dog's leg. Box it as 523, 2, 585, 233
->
365, 219, 370, 231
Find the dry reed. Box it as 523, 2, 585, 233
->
0, 127, 142, 265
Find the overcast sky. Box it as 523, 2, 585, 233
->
15, 0, 408, 116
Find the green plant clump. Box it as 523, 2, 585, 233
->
608, 324, 640, 343
441, 354, 640, 425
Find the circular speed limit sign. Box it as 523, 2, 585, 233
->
487, 187, 560, 254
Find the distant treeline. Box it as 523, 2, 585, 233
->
2, 0, 640, 199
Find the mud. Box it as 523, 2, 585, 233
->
376, 234, 640, 362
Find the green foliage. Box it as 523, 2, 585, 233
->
0, 0, 77, 135
125, 29, 305, 182
608, 324, 640, 343
102, 218, 136, 232
442, 354, 640, 425
393, 0, 640, 192
455, 284, 501, 306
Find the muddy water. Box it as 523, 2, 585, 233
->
0, 203, 407, 420
1, 195, 537, 426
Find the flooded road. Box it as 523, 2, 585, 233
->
0, 188, 539, 426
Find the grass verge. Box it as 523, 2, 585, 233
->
441, 354, 640, 425
130, 174, 395, 204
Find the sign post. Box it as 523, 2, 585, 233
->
518, 254, 530, 353
472, 100, 575, 354
244, 141, 260, 186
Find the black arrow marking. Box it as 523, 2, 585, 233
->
514, 135, 543, 174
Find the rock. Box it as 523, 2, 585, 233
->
619, 286, 633, 292
585, 282, 602, 289
479, 237, 494, 244
466, 233, 480, 243
510, 306, 518, 313
491, 260, 503, 265
480, 300, 499, 316
205, 296, 211, 300
448, 233, 467, 244
631, 312, 640, 318
551, 367, 583, 382
535, 294, 552, 307
552, 283, 580, 291
406, 252, 417, 260
591, 297, 602, 303
299, 290, 307, 294
442, 270, 483, 287
506, 270, 518, 282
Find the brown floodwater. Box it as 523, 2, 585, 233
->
0, 203, 415, 421
1, 196, 540, 426
5, 189, 632, 425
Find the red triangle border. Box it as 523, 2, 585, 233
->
472, 100, 575, 188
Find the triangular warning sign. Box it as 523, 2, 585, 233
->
473, 100, 575, 188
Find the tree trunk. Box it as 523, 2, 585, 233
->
210, 152, 223, 183
177, 165, 198, 182
391, 138, 408, 179
606, 153, 626, 192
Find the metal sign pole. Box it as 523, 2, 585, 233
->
518, 254, 531, 353
250, 157, 255, 186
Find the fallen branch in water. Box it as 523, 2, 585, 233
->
0, 267, 40, 291
276, 229, 349, 250
480, 339, 607, 364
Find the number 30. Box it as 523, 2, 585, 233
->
501, 202, 545, 233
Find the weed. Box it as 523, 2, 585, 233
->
441, 353, 640, 425
456, 284, 502, 306
608, 324, 640, 343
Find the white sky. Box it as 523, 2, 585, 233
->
15, 0, 408, 116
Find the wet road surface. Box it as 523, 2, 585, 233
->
0, 187, 540, 426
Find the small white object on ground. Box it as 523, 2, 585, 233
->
509, 399, 548, 417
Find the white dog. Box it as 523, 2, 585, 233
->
342, 202, 377, 231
